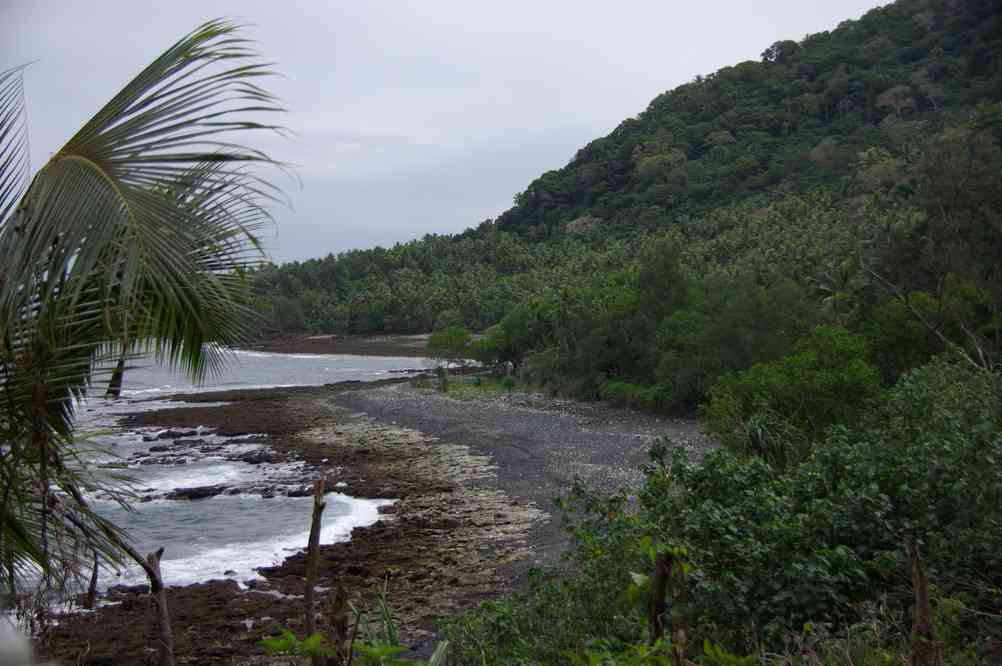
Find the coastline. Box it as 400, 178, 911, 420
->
244, 333, 433, 358
44, 356, 715, 664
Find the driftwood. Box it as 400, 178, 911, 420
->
305, 479, 327, 666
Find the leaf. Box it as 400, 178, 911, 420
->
630, 572, 650, 587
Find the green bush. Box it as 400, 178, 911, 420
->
703, 325, 881, 467
426, 326, 472, 367
599, 381, 673, 412
646, 358, 1002, 650
654, 276, 817, 409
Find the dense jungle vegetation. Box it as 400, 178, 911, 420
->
253, 0, 1002, 662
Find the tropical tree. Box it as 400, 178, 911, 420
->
0, 19, 285, 601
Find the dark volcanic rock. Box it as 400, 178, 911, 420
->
106, 584, 149, 596
226, 435, 268, 445
147, 443, 174, 452
159, 428, 200, 440
165, 484, 228, 500
227, 449, 285, 465
138, 455, 187, 465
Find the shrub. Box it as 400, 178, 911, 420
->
426, 326, 472, 367
646, 357, 1002, 650
703, 325, 881, 467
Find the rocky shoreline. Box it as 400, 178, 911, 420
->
43, 376, 714, 664
245, 333, 433, 358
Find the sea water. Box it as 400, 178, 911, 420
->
75, 350, 430, 590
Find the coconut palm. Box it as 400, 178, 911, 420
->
0, 20, 285, 596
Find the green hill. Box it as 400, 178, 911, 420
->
254, 0, 1002, 403
497, 0, 1002, 238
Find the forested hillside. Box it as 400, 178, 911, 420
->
497, 0, 1002, 236
255, 0, 1002, 346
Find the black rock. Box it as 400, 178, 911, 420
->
165, 484, 228, 500
107, 583, 149, 596
159, 428, 199, 440
229, 449, 284, 465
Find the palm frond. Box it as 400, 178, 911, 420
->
0, 19, 288, 595
0, 65, 29, 227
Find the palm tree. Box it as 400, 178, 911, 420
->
0, 20, 285, 600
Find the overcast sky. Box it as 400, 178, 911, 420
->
3, 1, 886, 263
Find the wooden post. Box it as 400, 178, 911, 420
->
104, 355, 126, 400
909, 539, 942, 666
305, 479, 327, 666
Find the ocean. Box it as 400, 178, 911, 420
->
75, 350, 431, 590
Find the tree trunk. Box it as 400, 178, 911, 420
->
146, 548, 175, 666
669, 557, 688, 666
909, 540, 942, 666
83, 549, 99, 610
305, 479, 327, 666
105, 355, 126, 400
649, 552, 670, 644
330, 584, 350, 665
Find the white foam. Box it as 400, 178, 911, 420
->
103, 494, 392, 588
134, 461, 257, 495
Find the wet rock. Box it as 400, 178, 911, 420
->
106, 584, 149, 596
228, 449, 285, 465
165, 484, 228, 500
138, 456, 187, 465
147, 444, 174, 453
157, 428, 200, 440
286, 485, 314, 498
226, 435, 268, 445
223, 570, 237, 576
